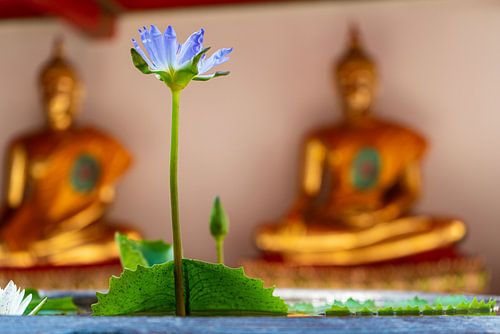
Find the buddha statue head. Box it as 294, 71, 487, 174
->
335, 26, 377, 119
39, 39, 82, 131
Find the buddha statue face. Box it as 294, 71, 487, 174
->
335, 28, 377, 119
336, 62, 377, 118
39, 41, 82, 131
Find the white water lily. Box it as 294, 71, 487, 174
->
0, 280, 39, 315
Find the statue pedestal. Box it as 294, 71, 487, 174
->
243, 249, 489, 294
0, 261, 122, 290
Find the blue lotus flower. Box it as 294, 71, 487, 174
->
131, 25, 232, 91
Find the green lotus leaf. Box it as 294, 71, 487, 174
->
115, 232, 173, 270
433, 295, 468, 307
92, 259, 287, 316
325, 295, 495, 317
377, 306, 394, 316
24, 289, 78, 315
446, 304, 457, 315
402, 305, 421, 316
422, 305, 440, 315
325, 305, 351, 316
287, 302, 331, 316
287, 302, 315, 315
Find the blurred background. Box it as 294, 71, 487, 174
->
0, 0, 499, 293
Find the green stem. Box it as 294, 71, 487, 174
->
170, 89, 185, 316
216, 237, 224, 264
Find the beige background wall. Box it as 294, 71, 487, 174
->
0, 0, 499, 292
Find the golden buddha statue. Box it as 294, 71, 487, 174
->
255, 28, 467, 266
0, 40, 140, 267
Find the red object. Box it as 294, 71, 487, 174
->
30, 0, 115, 37
0, 0, 286, 38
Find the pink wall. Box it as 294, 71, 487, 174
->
0, 0, 499, 292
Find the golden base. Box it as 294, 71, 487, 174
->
242, 255, 489, 294
0, 261, 122, 290
256, 216, 467, 265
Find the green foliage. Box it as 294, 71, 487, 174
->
377, 306, 395, 316
209, 197, 229, 239
24, 289, 78, 316
383, 296, 429, 309
193, 71, 230, 81
131, 49, 152, 74
92, 262, 175, 316
422, 305, 439, 315
287, 302, 332, 315
209, 197, 229, 264
131, 47, 212, 91
344, 298, 376, 313
170, 48, 209, 91
433, 295, 468, 306
326, 305, 351, 316
92, 259, 287, 316
325, 296, 496, 316
27, 297, 47, 316
287, 302, 316, 315
115, 233, 173, 270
